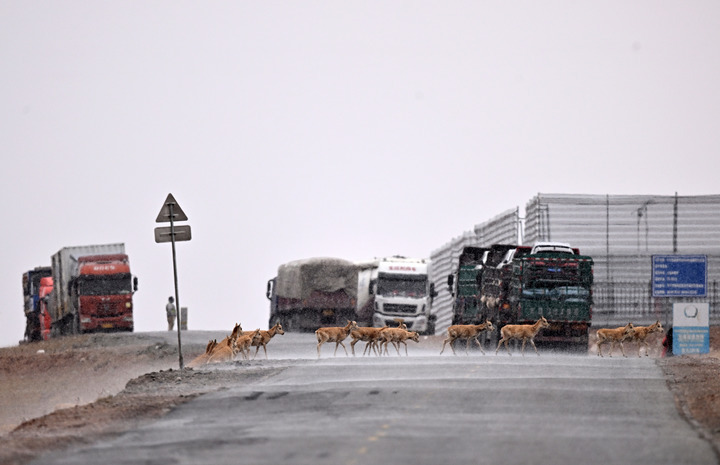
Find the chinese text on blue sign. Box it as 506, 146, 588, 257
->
652, 255, 707, 297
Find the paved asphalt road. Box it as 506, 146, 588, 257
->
33, 332, 717, 465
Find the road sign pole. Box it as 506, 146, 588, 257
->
169, 202, 184, 369
155, 193, 190, 370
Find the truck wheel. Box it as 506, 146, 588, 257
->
424, 316, 436, 336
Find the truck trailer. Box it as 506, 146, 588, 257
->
358, 256, 437, 335
446, 247, 490, 326
267, 257, 359, 332
482, 242, 594, 351
49, 244, 138, 336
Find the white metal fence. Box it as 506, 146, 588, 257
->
429, 194, 720, 334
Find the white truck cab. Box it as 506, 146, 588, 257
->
360, 256, 436, 334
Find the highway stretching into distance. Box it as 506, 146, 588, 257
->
31, 332, 718, 465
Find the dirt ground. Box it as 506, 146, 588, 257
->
1, 329, 719, 465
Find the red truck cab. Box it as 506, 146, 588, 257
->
73, 254, 137, 332
38, 277, 53, 340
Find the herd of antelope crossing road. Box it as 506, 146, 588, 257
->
187, 319, 666, 366
30, 327, 718, 465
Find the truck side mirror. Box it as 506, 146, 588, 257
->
266, 280, 274, 300
446, 275, 454, 296
430, 282, 438, 300
133, 276, 139, 292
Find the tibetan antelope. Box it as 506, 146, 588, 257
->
350, 326, 387, 356
495, 317, 550, 356
235, 329, 263, 360
440, 321, 495, 355
596, 323, 635, 357
315, 320, 358, 358
207, 335, 238, 364
217, 323, 243, 347
378, 327, 420, 356
187, 339, 218, 368
249, 322, 285, 359
631, 321, 663, 357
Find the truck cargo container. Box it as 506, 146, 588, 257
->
267, 257, 359, 332
446, 247, 490, 326
49, 244, 138, 335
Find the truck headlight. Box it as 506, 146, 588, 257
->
125, 302, 132, 308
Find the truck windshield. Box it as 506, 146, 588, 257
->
377, 274, 427, 297
77, 275, 133, 296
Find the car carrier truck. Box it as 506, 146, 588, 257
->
357, 256, 437, 335
49, 244, 138, 336
266, 257, 360, 332
482, 242, 594, 351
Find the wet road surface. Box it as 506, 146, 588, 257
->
32, 333, 717, 465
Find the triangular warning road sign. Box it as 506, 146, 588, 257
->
156, 193, 189, 223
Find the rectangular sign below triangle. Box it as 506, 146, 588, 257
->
154, 225, 192, 243
156, 193, 188, 223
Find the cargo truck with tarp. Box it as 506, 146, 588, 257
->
266, 257, 359, 332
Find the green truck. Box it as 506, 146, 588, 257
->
446, 247, 489, 326
503, 242, 594, 351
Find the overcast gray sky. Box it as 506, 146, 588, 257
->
2, 1, 719, 347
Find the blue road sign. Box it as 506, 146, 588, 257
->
652, 255, 707, 297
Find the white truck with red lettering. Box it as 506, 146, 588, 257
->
357, 256, 437, 335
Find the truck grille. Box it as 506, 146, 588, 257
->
384, 304, 417, 315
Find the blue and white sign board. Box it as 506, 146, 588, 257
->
652, 255, 707, 297
673, 302, 710, 355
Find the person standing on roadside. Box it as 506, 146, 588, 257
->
166, 296, 176, 331
662, 326, 674, 357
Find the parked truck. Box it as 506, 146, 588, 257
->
483, 242, 594, 351
446, 247, 490, 326
358, 256, 437, 335
21, 266, 52, 342
38, 276, 54, 340
49, 244, 138, 336
266, 257, 360, 332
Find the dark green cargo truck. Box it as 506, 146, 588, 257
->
446, 247, 489, 325
505, 247, 594, 351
